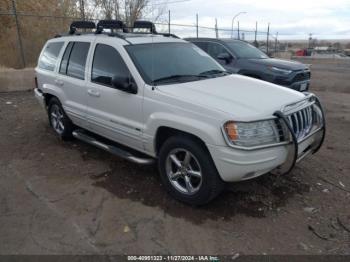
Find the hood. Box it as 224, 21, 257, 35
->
246, 58, 308, 71
157, 74, 306, 121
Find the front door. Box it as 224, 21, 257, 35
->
206, 42, 238, 73
85, 43, 143, 151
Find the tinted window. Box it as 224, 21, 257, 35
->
226, 41, 268, 59
38, 42, 64, 71
193, 42, 208, 52
59, 42, 73, 75
207, 42, 231, 58
66, 42, 90, 80
126, 43, 224, 85
92, 44, 130, 86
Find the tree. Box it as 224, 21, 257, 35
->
85, 0, 167, 26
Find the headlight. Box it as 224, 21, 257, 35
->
270, 66, 292, 75
223, 120, 282, 148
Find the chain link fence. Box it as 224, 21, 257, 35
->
0, 5, 281, 69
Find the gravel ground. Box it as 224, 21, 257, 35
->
0, 64, 349, 255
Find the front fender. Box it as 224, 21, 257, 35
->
143, 112, 226, 156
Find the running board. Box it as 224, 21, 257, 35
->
72, 130, 155, 165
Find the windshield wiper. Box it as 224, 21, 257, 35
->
199, 69, 230, 76
152, 74, 206, 85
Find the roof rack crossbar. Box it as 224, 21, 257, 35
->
132, 20, 179, 38
69, 21, 95, 34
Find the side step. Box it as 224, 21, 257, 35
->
72, 130, 155, 165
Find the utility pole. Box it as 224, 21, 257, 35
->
168, 10, 171, 34
11, 0, 25, 68
231, 12, 247, 38
196, 13, 199, 38
215, 18, 218, 38
237, 21, 240, 40
266, 23, 270, 54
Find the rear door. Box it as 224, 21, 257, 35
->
58, 41, 91, 128
85, 42, 143, 150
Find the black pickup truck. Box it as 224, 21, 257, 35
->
186, 38, 311, 92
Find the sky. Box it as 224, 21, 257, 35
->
148, 0, 350, 40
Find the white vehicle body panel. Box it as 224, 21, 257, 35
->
35, 33, 324, 182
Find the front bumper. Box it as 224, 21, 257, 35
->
209, 96, 325, 182
34, 88, 45, 109
273, 69, 311, 92
288, 80, 310, 92
207, 143, 289, 182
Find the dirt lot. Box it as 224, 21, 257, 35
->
0, 61, 349, 255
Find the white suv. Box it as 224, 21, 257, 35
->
34, 20, 325, 205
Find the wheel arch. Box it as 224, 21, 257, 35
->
43, 93, 56, 107
154, 126, 211, 157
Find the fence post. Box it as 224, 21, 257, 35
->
255, 21, 257, 42
168, 10, 171, 34
11, 0, 25, 68
274, 32, 278, 55
196, 13, 198, 38
80, 0, 85, 20
237, 21, 240, 40
215, 18, 218, 38
266, 23, 270, 54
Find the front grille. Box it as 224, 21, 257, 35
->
293, 70, 311, 82
287, 105, 314, 141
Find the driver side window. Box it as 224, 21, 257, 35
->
207, 42, 230, 58
92, 44, 131, 87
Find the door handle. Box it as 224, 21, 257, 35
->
55, 79, 64, 86
87, 89, 100, 97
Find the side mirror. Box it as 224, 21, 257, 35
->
217, 53, 232, 64
112, 76, 137, 94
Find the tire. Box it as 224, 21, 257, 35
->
158, 135, 224, 205
48, 97, 74, 140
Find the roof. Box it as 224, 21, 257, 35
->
50, 32, 186, 45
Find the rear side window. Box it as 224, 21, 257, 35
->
59, 42, 90, 80
38, 42, 64, 71
91, 44, 130, 87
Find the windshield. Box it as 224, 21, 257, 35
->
226, 41, 268, 59
126, 42, 227, 85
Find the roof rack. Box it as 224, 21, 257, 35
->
96, 19, 128, 34
133, 20, 157, 33
132, 20, 179, 38
69, 21, 95, 35
55, 20, 179, 43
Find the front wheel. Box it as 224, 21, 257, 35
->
158, 135, 224, 205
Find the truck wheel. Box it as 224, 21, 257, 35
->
158, 135, 224, 205
48, 97, 74, 140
